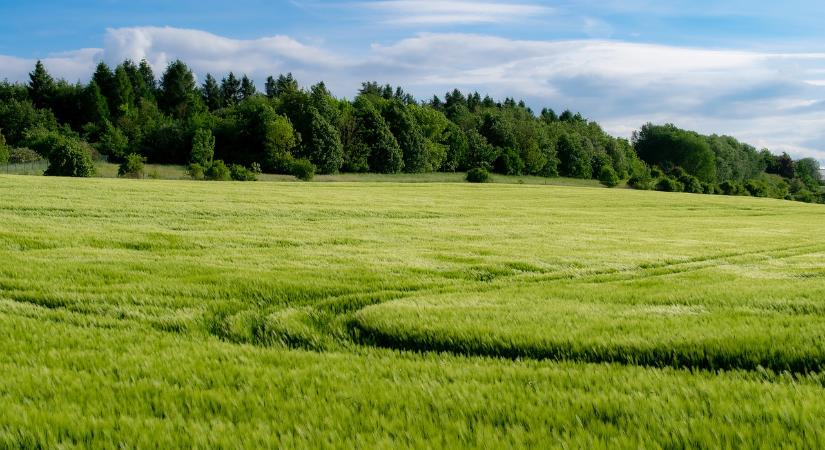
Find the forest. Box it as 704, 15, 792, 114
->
0, 59, 822, 203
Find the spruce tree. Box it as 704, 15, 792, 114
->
27, 60, 55, 109
221, 72, 241, 106
201, 74, 222, 111
240, 75, 256, 99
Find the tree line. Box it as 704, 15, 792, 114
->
0, 59, 821, 202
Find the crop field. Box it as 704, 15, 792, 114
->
1, 175, 825, 448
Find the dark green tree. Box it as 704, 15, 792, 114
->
383, 101, 427, 173
352, 97, 402, 173
221, 72, 242, 106
27, 60, 55, 109
158, 60, 197, 119
201, 74, 222, 111
240, 75, 256, 99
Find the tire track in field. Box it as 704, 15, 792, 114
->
349, 241, 825, 373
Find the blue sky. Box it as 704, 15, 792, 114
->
1, 0, 824, 161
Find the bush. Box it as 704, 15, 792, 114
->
701, 183, 716, 195
598, 165, 619, 188
681, 175, 703, 194
655, 177, 683, 192
118, 153, 146, 178
290, 158, 315, 181
0, 131, 8, 164
466, 167, 490, 183
744, 179, 768, 198
719, 180, 745, 196
187, 163, 205, 180
793, 189, 816, 203
8, 147, 42, 164
28, 130, 96, 177
230, 164, 257, 181
205, 160, 231, 181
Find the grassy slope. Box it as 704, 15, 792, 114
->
0, 175, 824, 448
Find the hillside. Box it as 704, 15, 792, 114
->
1, 176, 824, 447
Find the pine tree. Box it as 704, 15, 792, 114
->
92, 62, 116, 115
112, 65, 135, 116
265, 76, 277, 99
158, 60, 196, 119
201, 74, 222, 111
137, 59, 156, 95
28, 60, 55, 109
79, 80, 110, 125
240, 75, 256, 99
221, 72, 241, 106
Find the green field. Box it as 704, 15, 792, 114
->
1, 175, 824, 448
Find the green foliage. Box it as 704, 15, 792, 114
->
187, 162, 205, 180
353, 97, 403, 174
190, 128, 215, 167
655, 177, 683, 192
493, 148, 525, 175
466, 167, 490, 183
229, 164, 257, 181
719, 180, 746, 196
0, 130, 7, 164
302, 108, 343, 174
98, 123, 129, 161
204, 160, 231, 181
290, 158, 315, 181
383, 101, 427, 173
27, 60, 55, 109
464, 129, 497, 171
598, 165, 619, 188
26, 130, 96, 177
794, 157, 821, 190
118, 153, 146, 178
557, 134, 591, 179
158, 60, 197, 119
201, 74, 222, 111
0, 98, 58, 145
634, 123, 716, 182
8, 147, 42, 164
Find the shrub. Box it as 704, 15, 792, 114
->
190, 128, 215, 167
118, 153, 146, 178
598, 165, 619, 188
205, 160, 231, 181
187, 163, 205, 180
681, 175, 703, 193
655, 177, 683, 192
466, 167, 490, 183
744, 179, 768, 198
719, 180, 745, 196
793, 189, 816, 203
230, 164, 257, 181
290, 158, 315, 181
29, 130, 96, 177
0, 131, 8, 164
8, 147, 42, 164
701, 182, 716, 195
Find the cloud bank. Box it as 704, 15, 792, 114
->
2, 26, 824, 162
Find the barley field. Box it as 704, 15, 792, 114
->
1, 175, 824, 448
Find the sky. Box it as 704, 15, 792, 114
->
1, 0, 825, 162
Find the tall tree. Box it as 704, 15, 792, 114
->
158, 60, 197, 119
265, 76, 278, 99
112, 64, 135, 117
27, 60, 55, 109
137, 59, 156, 95
301, 108, 343, 174
240, 75, 256, 99
92, 62, 116, 114
201, 74, 222, 111
352, 97, 402, 173
221, 72, 241, 106
382, 101, 427, 173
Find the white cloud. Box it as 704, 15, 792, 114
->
1, 26, 824, 163
360, 0, 552, 25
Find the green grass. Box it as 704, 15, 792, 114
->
0, 175, 824, 448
